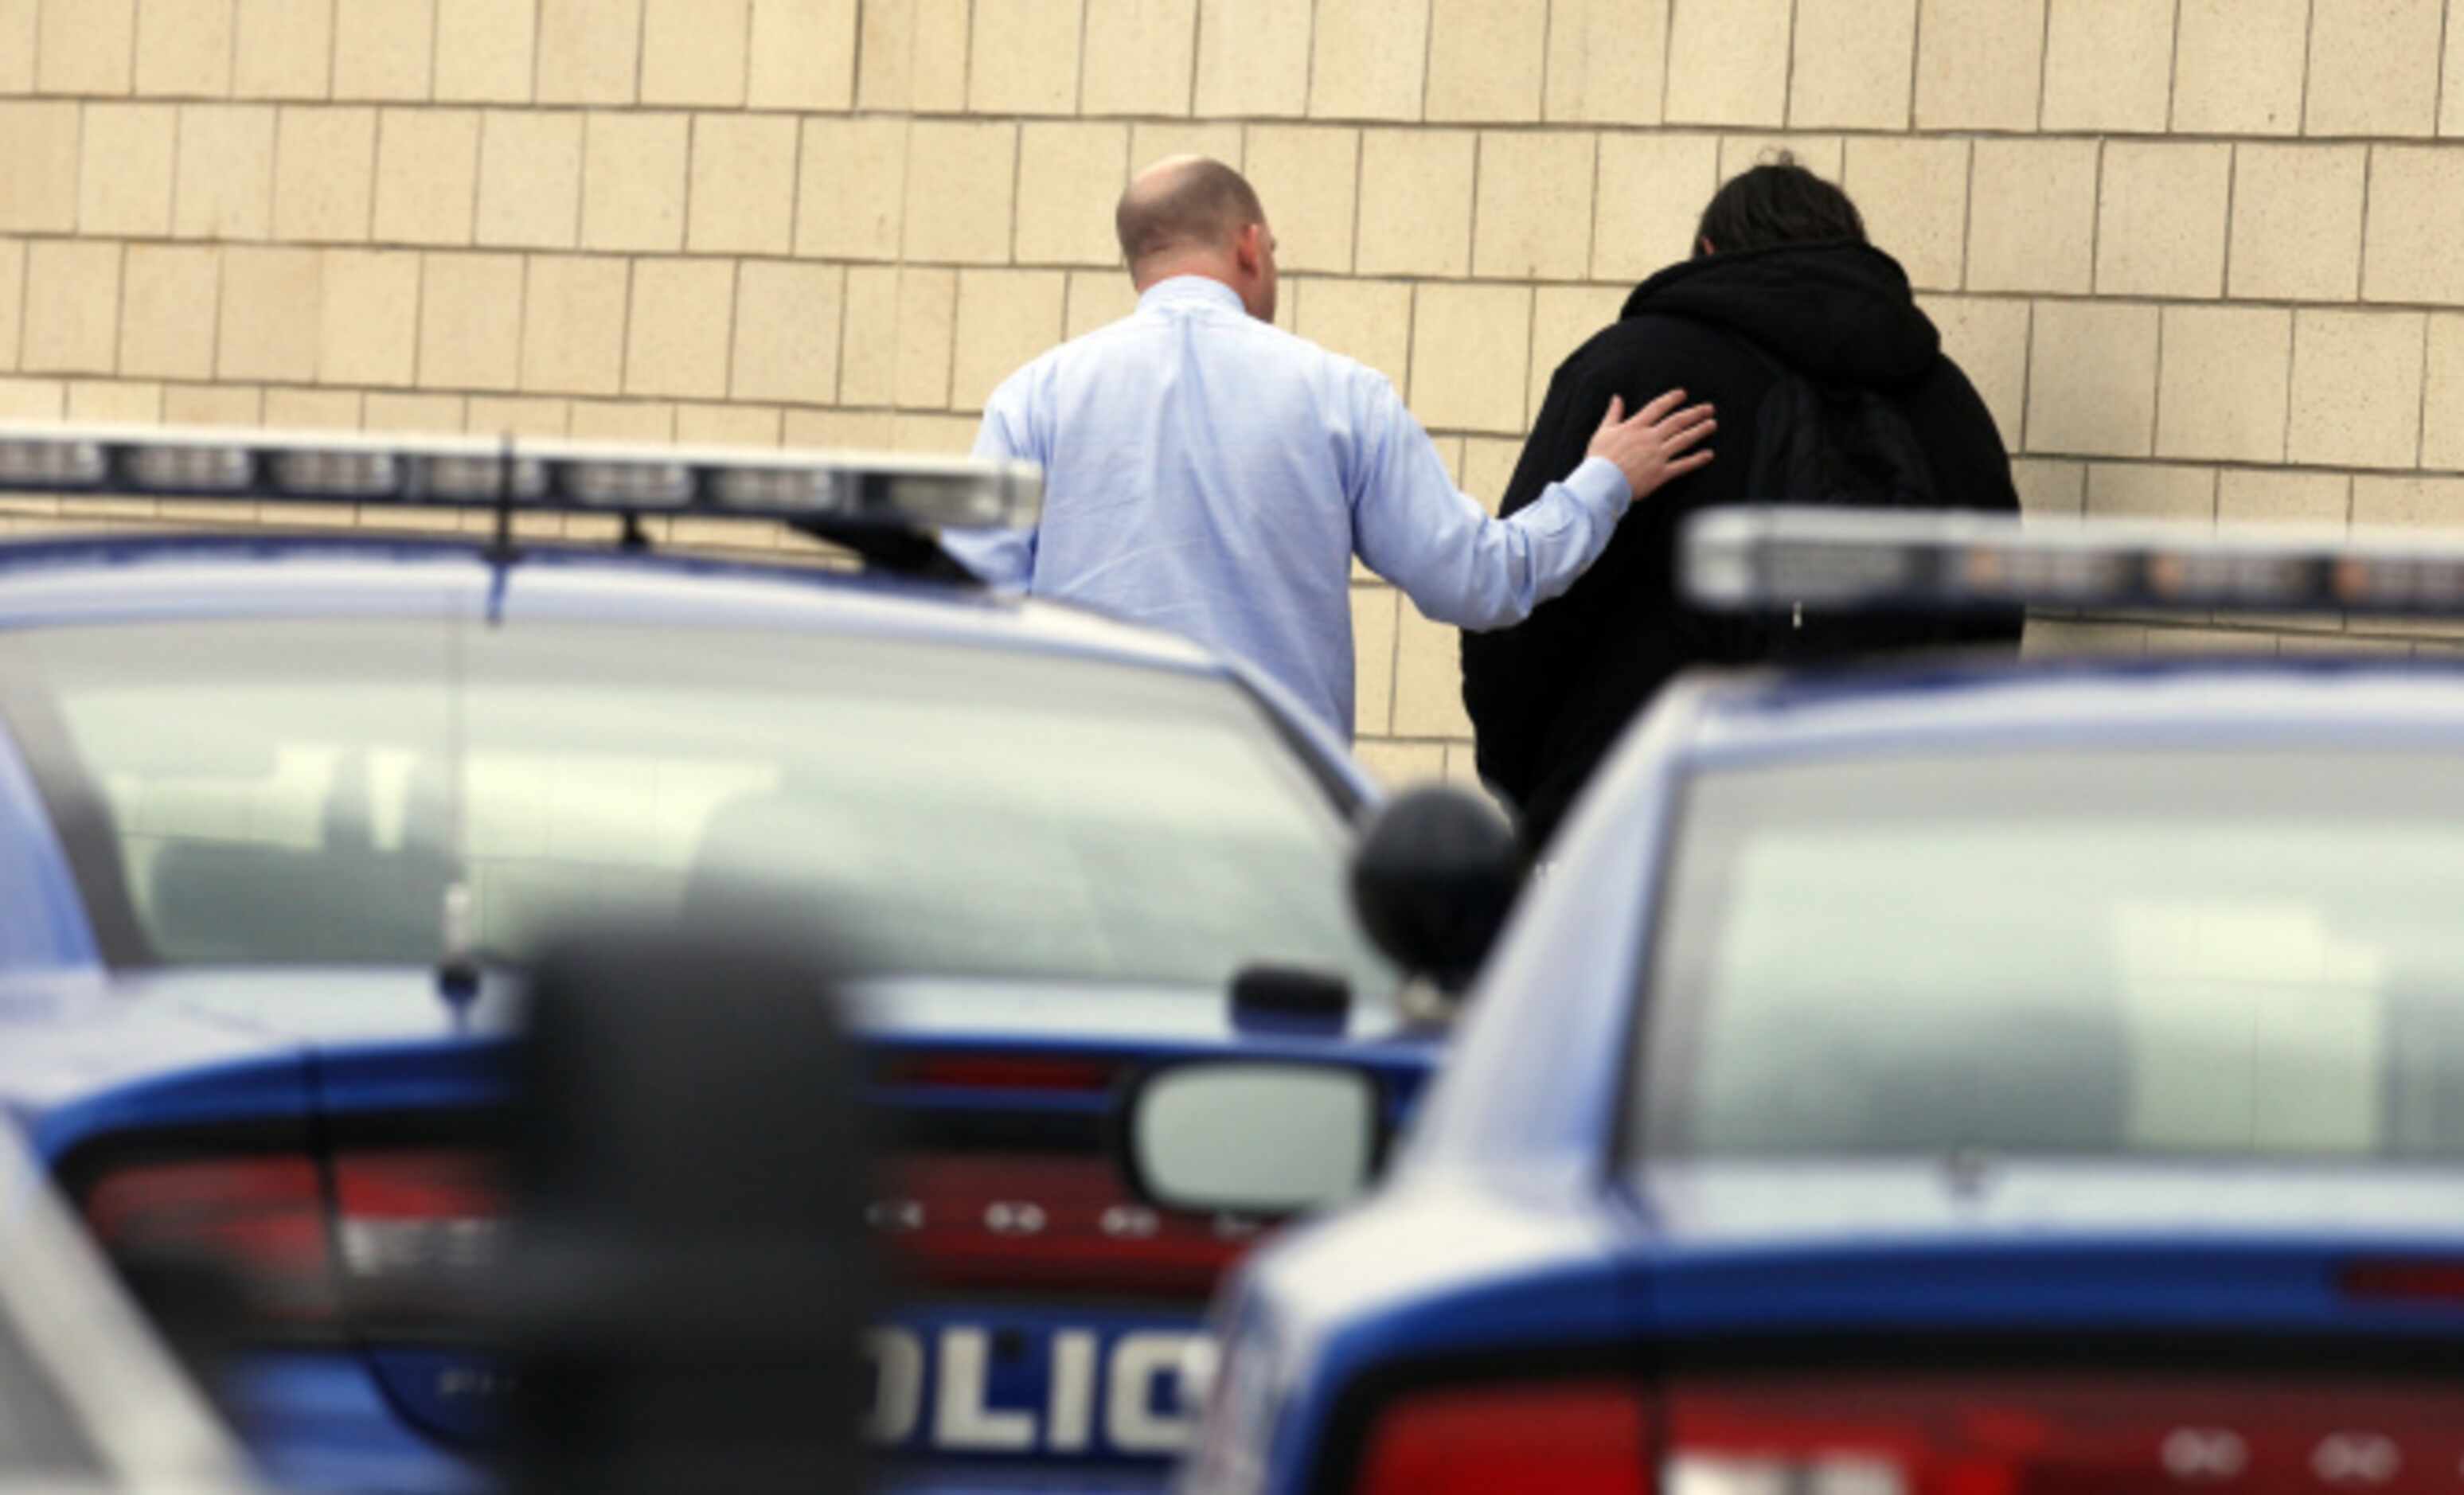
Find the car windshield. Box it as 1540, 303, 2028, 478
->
1640, 751, 2464, 1161
0, 619, 1391, 995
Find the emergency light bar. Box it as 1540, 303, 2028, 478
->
1683, 505, 2464, 619
0, 421, 1042, 533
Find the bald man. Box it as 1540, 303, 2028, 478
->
947, 157, 1713, 744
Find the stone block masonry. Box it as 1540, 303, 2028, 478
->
10, 0, 2464, 783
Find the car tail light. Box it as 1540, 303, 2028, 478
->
1351, 1380, 1654, 1495
1662, 1372, 2464, 1493
78, 1148, 506, 1328
329, 1150, 506, 1287
1347, 1372, 2464, 1495
2338, 1257, 2464, 1305
80, 1154, 338, 1321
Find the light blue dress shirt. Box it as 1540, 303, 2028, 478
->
947, 275, 1633, 741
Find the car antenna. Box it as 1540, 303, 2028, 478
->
439, 430, 512, 1020
485, 431, 517, 557
437, 883, 479, 1032
436, 531, 481, 1027
483, 430, 517, 626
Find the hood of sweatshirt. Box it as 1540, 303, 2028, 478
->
1619, 240, 1942, 387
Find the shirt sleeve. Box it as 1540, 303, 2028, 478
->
940, 376, 1041, 590
1345, 371, 1632, 632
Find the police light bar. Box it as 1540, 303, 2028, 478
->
1682, 505, 2464, 619
0, 421, 1041, 533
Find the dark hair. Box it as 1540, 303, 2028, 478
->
1694, 153, 1866, 257
1115, 158, 1267, 267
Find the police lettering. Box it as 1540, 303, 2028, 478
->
861, 1325, 1205, 1454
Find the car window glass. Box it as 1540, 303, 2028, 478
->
1638, 751, 2464, 1161
0, 620, 1390, 997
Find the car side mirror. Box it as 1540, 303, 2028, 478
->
1349, 786, 1520, 996
1122, 1061, 1380, 1216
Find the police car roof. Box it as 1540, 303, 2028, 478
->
0, 531, 1227, 679
1680, 652, 2464, 766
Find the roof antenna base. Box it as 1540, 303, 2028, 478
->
486, 431, 520, 565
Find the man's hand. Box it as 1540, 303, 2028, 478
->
1586, 389, 1716, 501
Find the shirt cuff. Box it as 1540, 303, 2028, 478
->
1563, 454, 1632, 513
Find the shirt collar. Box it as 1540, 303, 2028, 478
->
1138, 275, 1248, 316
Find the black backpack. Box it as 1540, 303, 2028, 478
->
1732, 339, 1943, 664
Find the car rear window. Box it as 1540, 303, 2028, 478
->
1638, 751, 2464, 1161
0, 619, 1388, 995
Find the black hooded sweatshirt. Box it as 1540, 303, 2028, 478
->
1459, 241, 2021, 852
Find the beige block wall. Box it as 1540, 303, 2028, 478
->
11, 0, 2464, 789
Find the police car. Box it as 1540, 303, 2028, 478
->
1150, 509, 2464, 1495
0, 423, 1435, 1493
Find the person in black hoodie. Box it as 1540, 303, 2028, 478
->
1460, 157, 2022, 853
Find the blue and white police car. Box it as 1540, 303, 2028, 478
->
1148, 509, 2464, 1495
0, 423, 1435, 1493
